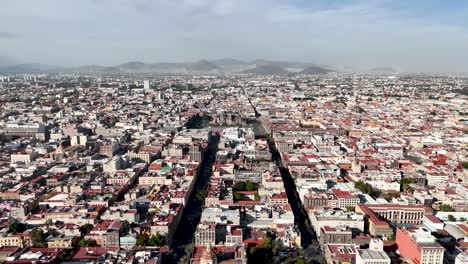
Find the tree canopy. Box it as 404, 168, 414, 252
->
78, 239, 98, 247
8, 222, 26, 234
439, 204, 455, 212
30, 229, 47, 247
355, 180, 373, 195
136, 233, 166, 247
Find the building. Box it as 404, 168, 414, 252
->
106, 230, 120, 247
355, 204, 393, 237
310, 209, 365, 237
103, 156, 125, 174
195, 224, 216, 246
331, 189, 360, 210
324, 244, 357, 264
421, 215, 444, 233
71, 135, 88, 146
99, 142, 118, 157
396, 227, 444, 264
1, 122, 46, 140
356, 249, 390, 264
189, 144, 204, 162
356, 204, 431, 234
426, 173, 449, 187
144, 80, 150, 89
320, 226, 352, 245
127, 152, 152, 164
10, 153, 34, 164
47, 236, 75, 248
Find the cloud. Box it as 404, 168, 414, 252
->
0, 0, 467, 72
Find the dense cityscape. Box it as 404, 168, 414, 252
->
0, 72, 465, 264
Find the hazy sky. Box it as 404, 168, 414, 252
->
1, 0, 468, 72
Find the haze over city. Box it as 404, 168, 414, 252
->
1, 0, 468, 72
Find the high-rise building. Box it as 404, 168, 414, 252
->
396, 227, 444, 264
144, 80, 150, 89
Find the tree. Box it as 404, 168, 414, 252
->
447, 214, 456, 222
439, 204, 455, 212
380, 192, 400, 202
248, 237, 275, 264
149, 233, 166, 246
196, 191, 207, 203
400, 178, 415, 192
345, 206, 355, 212
137, 233, 167, 246
30, 229, 47, 247
9, 222, 26, 234
355, 181, 373, 195
234, 192, 243, 201
136, 234, 150, 246
460, 217, 466, 222
78, 239, 98, 247
245, 180, 256, 191
254, 192, 261, 201
233, 181, 246, 191
79, 224, 94, 236
295, 258, 307, 264
463, 161, 468, 169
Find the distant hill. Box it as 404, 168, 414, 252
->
299, 66, 333, 75
0, 57, 335, 75
211, 58, 246, 67
187, 60, 221, 73
251, 59, 312, 69
118, 61, 146, 71
240, 64, 289, 75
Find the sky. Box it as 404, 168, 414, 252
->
1, 0, 468, 72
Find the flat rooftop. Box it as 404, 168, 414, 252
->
358, 249, 390, 260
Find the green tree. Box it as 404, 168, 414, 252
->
78, 239, 98, 247
463, 161, 468, 169
400, 178, 415, 192
447, 214, 456, 222
295, 258, 307, 264
8, 222, 26, 234
254, 192, 261, 201
234, 192, 243, 201
248, 237, 274, 264
233, 181, 246, 191
136, 234, 150, 246
355, 180, 373, 195
380, 192, 401, 201
245, 180, 256, 191
196, 191, 207, 203
149, 233, 166, 246
345, 206, 355, 212
460, 217, 466, 222
439, 204, 455, 212
30, 229, 47, 247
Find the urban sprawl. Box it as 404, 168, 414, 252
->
0, 73, 466, 264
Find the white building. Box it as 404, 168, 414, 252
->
356, 249, 390, 264
10, 153, 34, 164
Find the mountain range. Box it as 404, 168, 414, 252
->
0, 57, 334, 75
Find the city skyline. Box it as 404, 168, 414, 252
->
1, 0, 468, 72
